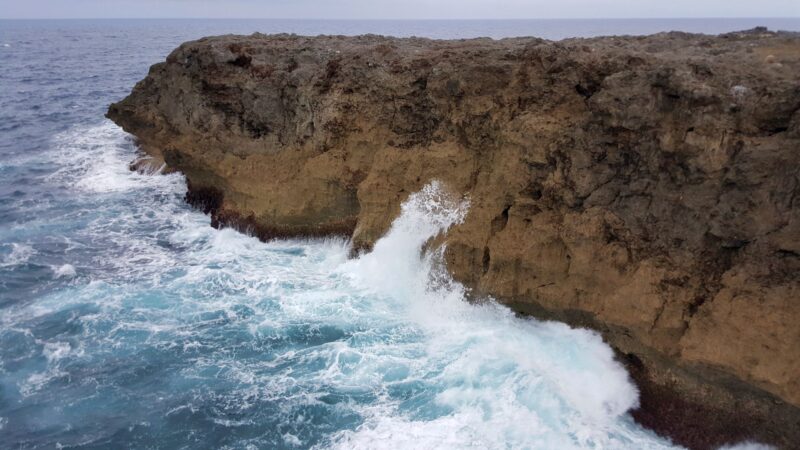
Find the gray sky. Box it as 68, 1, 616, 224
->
1, 0, 798, 19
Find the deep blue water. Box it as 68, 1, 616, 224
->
2, 19, 797, 450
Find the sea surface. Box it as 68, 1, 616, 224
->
2, 19, 797, 449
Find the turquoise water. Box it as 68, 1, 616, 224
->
1, 122, 679, 448
2, 19, 792, 449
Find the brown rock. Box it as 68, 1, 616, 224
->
108, 29, 800, 449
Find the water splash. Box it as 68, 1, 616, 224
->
332, 181, 671, 449
343, 180, 469, 301
3, 123, 684, 448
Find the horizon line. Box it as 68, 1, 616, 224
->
2, 16, 799, 21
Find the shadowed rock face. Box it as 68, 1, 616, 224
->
108, 29, 800, 449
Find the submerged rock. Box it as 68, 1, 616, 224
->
108, 30, 800, 449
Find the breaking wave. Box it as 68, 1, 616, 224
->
1, 123, 680, 448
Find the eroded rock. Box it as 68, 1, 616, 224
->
108, 30, 800, 449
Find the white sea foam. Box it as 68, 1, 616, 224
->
9, 123, 765, 448
343, 180, 468, 300
329, 181, 668, 449
17, 339, 85, 398
1, 243, 35, 267
48, 121, 184, 194
42, 341, 71, 363
283, 433, 303, 447
52, 264, 77, 279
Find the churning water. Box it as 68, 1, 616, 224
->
1, 123, 675, 449
3, 19, 795, 450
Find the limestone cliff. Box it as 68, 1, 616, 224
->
108, 29, 800, 449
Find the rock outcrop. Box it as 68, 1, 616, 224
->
108, 29, 800, 449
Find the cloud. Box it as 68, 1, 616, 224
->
0, 0, 798, 19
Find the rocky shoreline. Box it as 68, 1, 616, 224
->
108, 29, 799, 449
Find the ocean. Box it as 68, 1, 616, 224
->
1, 19, 798, 449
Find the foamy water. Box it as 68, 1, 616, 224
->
2, 17, 787, 448
1, 123, 686, 448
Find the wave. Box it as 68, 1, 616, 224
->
329, 181, 672, 449
47, 121, 184, 194
3, 122, 769, 449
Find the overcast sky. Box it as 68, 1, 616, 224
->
1, 0, 798, 20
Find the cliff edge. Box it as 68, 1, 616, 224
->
108, 29, 800, 449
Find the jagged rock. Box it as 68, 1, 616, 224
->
108, 30, 800, 449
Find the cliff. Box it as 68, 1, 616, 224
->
108, 29, 800, 449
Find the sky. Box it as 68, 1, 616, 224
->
0, 0, 798, 20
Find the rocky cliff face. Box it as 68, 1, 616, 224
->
108, 29, 800, 449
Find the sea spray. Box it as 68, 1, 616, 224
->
0, 124, 678, 448
331, 181, 672, 449
343, 180, 469, 301
1, 123, 680, 449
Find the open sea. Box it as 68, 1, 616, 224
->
1, 19, 798, 449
